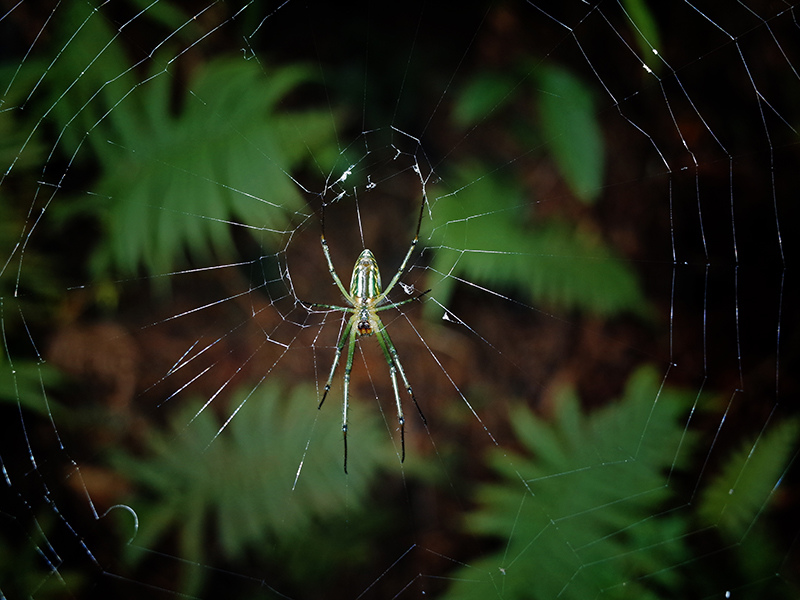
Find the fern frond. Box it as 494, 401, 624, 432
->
32, 2, 337, 280
698, 417, 799, 541
535, 64, 605, 204
442, 366, 696, 600
111, 380, 394, 594
425, 169, 648, 318
90, 57, 334, 278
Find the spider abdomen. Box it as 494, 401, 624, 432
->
349, 249, 382, 300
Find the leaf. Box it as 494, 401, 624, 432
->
36, 1, 138, 162
622, 0, 663, 72
441, 366, 697, 600
535, 64, 605, 204
424, 168, 648, 318
0, 512, 87, 599
698, 418, 799, 541
87, 57, 333, 279
0, 62, 47, 171
0, 358, 63, 416
452, 71, 519, 127
32, 5, 338, 280
126, 0, 203, 38
111, 379, 397, 594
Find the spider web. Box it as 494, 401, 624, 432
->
1, 1, 798, 599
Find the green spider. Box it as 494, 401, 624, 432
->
315, 196, 428, 473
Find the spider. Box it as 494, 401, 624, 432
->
314, 195, 428, 473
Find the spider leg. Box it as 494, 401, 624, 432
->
341, 321, 357, 474
374, 326, 405, 462
319, 314, 357, 473
373, 288, 430, 312
319, 315, 354, 409
389, 340, 427, 426
373, 320, 427, 464
320, 205, 352, 300
307, 302, 352, 312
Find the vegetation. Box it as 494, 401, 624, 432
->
425, 166, 648, 318
442, 367, 798, 600
0, 1, 795, 599
111, 381, 398, 595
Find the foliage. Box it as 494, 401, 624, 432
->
696, 418, 799, 594
699, 418, 798, 540
0, 63, 45, 172
453, 62, 604, 204
24, 1, 338, 280
445, 60, 645, 318
0, 354, 63, 416
85, 56, 332, 279
0, 514, 86, 599
451, 72, 519, 129
0, 174, 64, 420
442, 366, 799, 600
621, 0, 663, 71
424, 167, 648, 318
535, 64, 605, 204
442, 366, 696, 600
110, 379, 399, 595
1, 83, 61, 320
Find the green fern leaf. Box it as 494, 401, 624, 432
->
425, 169, 648, 318
442, 366, 696, 600
38, 2, 138, 161
33, 5, 336, 281
0, 357, 63, 416
111, 380, 395, 594
621, 0, 663, 73
452, 72, 519, 127
698, 417, 799, 541
89, 57, 333, 278
535, 64, 605, 204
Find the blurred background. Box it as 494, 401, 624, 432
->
1, 1, 798, 598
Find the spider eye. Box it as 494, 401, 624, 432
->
357, 320, 372, 335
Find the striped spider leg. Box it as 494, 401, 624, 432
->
315, 196, 428, 473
